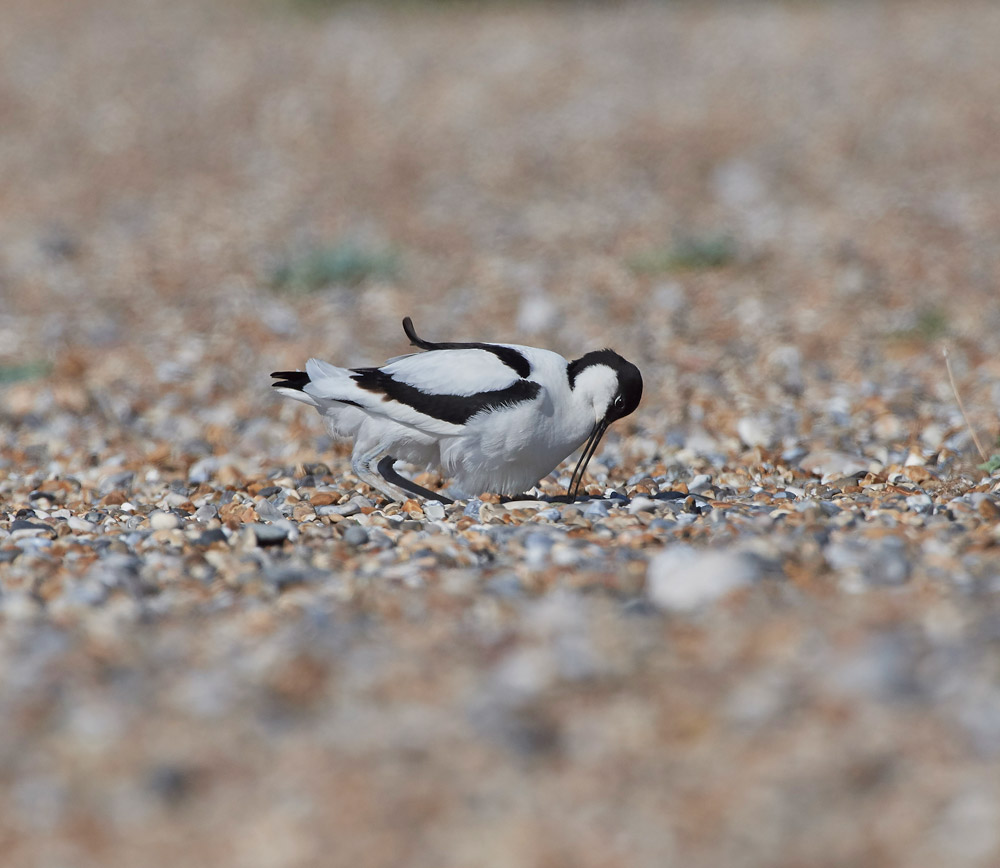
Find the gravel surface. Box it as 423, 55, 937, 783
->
4, 1, 1000, 866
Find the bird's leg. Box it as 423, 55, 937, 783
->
375, 456, 454, 504
351, 446, 410, 503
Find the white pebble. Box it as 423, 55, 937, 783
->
647, 545, 760, 611
149, 510, 180, 531
423, 501, 446, 521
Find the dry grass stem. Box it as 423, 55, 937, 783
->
943, 346, 988, 462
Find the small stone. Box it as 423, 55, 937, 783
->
423, 501, 447, 521
188, 457, 221, 484
149, 511, 180, 531
627, 497, 658, 515
647, 545, 761, 611
251, 523, 289, 546
799, 450, 868, 479
688, 474, 712, 492
194, 504, 218, 523
905, 493, 933, 514
99, 470, 135, 496
825, 536, 910, 587
583, 500, 609, 519
315, 501, 360, 517
264, 565, 315, 590
341, 524, 369, 546
67, 516, 96, 533
194, 528, 228, 546
737, 415, 774, 448
9, 519, 53, 534
309, 491, 338, 506
254, 499, 284, 522
977, 498, 1000, 521
463, 498, 484, 519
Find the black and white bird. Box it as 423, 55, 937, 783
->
271, 317, 642, 503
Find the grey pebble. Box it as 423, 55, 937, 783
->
251, 523, 289, 546
825, 536, 910, 587
906, 494, 933, 514
264, 565, 317, 590
423, 501, 447, 521
647, 545, 762, 611
254, 499, 284, 522
194, 505, 218, 523
314, 503, 353, 517
485, 573, 523, 598
627, 497, 658, 515
9, 519, 54, 534
583, 500, 609, 519
99, 470, 134, 495
463, 498, 485, 519
194, 528, 228, 546
187, 457, 220, 484
341, 524, 369, 546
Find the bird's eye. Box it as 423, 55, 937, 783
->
613, 395, 624, 409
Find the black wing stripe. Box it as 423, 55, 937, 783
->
351, 367, 541, 426
402, 317, 532, 379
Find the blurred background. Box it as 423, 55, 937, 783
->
4, 0, 999, 467
3, 0, 1000, 866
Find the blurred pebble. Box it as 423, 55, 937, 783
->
647, 545, 761, 611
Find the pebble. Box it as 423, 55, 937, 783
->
906, 493, 934, 514
251, 523, 289, 546
149, 511, 181, 531
341, 524, 369, 546
583, 500, 609, 519
423, 501, 447, 521
825, 536, 911, 587
311, 504, 348, 517
627, 497, 657, 515
194, 528, 228, 546
647, 545, 762, 611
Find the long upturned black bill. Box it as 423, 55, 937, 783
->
568, 420, 609, 500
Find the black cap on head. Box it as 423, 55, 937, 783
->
568, 349, 643, 422
609, 357, 643, 421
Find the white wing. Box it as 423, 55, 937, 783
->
298, 357, 464, 437
381, 348, 522, 396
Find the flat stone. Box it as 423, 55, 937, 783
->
251, 523, 289, 546
315, 502, 359, 517
9, 519, 54, 534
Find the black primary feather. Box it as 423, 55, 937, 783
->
271, 370, 310, 391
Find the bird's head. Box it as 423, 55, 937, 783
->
565, 349, 643, 498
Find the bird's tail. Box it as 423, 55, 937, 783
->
271, 359, 363, 409
271, 369, 319, 407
